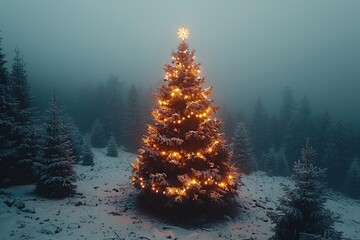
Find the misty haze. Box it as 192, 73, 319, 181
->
0, 1, 359, 240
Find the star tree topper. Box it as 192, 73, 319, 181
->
177, 27, 190, 41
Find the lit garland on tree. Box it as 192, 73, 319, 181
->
131, 27, 238, 205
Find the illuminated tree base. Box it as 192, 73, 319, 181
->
136, 190, 238, 225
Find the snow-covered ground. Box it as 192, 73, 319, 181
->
0, 148, 359, 240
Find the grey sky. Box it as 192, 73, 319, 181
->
1, 0, 359, 123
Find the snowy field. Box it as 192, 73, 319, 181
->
0, 148, 359, 240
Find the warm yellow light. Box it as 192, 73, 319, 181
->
171, 92, 175, 97
177, 120, 181, 124
187, 115, 190, 118
177, 27, 190, 41
161, 151, 166, 155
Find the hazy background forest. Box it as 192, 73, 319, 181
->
1, 0, 360, 198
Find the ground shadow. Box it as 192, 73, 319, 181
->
135, 192, 240, 228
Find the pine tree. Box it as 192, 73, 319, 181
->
91, 118, 106, 148
0, 35, 18, 187
250, 97, 270, 159
131, 28, 238, 206
329, 121, 356, 190
313, 111, 332, 168
285, 95, 313, 165
104, 75, 123, 144
106, 135, 118, 157
265, 147, 278, 176
269, 114, 281, 151
10, 48, 39, 184
232, 121, 257, 174
35, 91, 76, 198
322, 139, 341, 188
279, 86, 296, 147
344, 156, 360, 199
271, 139, 339, 240
82, 142, 94, 166
123, 84, 142, 153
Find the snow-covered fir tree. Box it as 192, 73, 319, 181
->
131, 28, 238, 207
106, 135, 118, 157
82, 142, 94, 166
345, 156, 360, 199
35, 91, 76, 198
91, 118, 106, 148
10, 48, 39, 184
122, 83, 142, 153
0, 36, 18, 187
232, 121, 257, 174
271, 138, 339, 240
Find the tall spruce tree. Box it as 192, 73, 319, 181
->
91, 118, 106, 148
10, 48, 38, 184
104, 75, 123, 144
232, 121, 257, 174
279, 86, 296, 147
271, 139, 339, 240
285, 95, 313, 165
35, 91, 76, 198
251, 97, 270, 159
0, 35, 18, 187
131, 28, 238, 206
123, 84, 142, 153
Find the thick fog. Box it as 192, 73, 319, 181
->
1, 0, 360, 123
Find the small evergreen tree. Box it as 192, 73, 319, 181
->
35, 91, 76, 198
82, 142, 94, 166
91, 118, 106, 148
232, 121, 257, 174
345, 156, 360, 199
271, 139, 339, 240
106, 135, 118, 157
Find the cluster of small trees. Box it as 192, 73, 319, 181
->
229, 86, 360, 198
0, 35, 94, 197
74, 77, 146, 154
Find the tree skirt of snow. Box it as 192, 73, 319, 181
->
0, 148, 359, 239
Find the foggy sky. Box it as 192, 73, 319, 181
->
1, 0, 360, 123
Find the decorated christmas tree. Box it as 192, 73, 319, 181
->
131, 28, 238, 206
